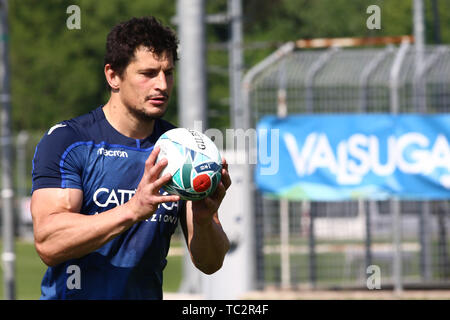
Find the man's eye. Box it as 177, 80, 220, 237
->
141, 71, 157, 77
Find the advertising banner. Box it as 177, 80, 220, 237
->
255, 114, 450, 200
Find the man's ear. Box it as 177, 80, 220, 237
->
104, 64, 121, 92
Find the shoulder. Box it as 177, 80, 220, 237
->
38, 109, 99, 150
33, 110, 98, 173
38, 121, 81, 153
32, 119, 87, 192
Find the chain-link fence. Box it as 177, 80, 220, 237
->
5, 43, 450, 295
247, 42, 450, 290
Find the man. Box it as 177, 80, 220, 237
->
31, 16, 230, 299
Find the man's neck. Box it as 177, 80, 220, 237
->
102, 98, 155, 140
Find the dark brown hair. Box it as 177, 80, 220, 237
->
104, 16, 178, 80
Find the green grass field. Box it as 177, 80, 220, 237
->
0, 239, 183, 300
3, 238, 446, 299
0, 240, 47, 299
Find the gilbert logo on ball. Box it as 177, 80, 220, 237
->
155, 128, 222, 201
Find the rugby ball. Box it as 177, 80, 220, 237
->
155, 128, 222, 201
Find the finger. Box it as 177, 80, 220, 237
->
143, 146, 161, 178
221, 156, 228, 170
149, 157, 168, 181
156, 194, 181, 203
210, 180, 227, 203
220, 168, 231, 190
148, 146, 161, 165
151, 172, 173, 191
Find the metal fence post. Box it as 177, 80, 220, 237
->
277, 59, 291, 289
419, 201, 432, 282
361, 199, 372, 273
391, 198, 403, 294
16, 131, 29, 238
228, 0, 244, 130
0, 0, 15, 300
389, 40, 410, 294
308, 205, 316, 288
413, 1, 429, 285
279, 198, 290, 289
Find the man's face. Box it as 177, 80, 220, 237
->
118, 45, 175, 120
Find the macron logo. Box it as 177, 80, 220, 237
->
97, 147, 128, 158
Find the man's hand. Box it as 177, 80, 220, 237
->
127, 146, 180, 221
191, 157, 231, 226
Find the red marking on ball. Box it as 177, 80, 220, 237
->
193, 174, 211, 192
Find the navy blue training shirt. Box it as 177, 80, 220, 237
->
32, 106, 184, 300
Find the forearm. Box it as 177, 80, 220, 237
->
187, 213, 230, 274
34, 202, 137, 266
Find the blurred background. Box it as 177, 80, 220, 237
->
0, 0, 450, 300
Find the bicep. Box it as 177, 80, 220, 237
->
31, 188, 83, 226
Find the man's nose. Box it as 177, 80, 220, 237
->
155, 71, 168, 91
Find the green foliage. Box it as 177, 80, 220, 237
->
7, 0, 450, 133
9, 0, 177, 131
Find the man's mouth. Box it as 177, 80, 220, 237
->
146, 94, 168, 106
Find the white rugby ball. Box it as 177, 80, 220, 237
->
155, 128, 222, 201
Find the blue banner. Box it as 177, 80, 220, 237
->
255, 114, 450, 200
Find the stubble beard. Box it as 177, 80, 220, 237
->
126, 98, 168, 123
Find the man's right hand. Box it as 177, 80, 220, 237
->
126, 146, 180, 222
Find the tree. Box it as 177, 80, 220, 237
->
9, 0, 177, 131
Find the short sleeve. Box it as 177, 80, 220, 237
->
31, 122, 84, 193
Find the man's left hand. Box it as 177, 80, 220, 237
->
190, 158, 231, 226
